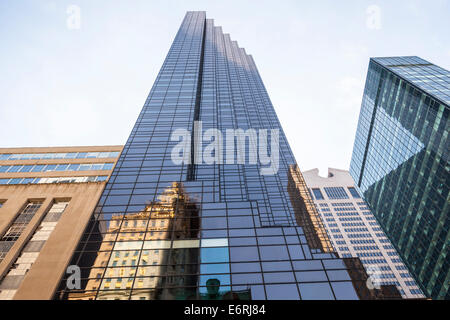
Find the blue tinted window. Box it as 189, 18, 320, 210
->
262, 261, 292, 272
8, 166, 22, 173
103, 163, 114, 170
231, 273, 262, 285
296, 271, 328, 282
56, 164, 69, 171
265, 284, 299, 300
327, 270, 351, 281
348, 187, 361, 198
31, 165, 45, 172
230, 262, 261, 273
263, 272, 295, 283
19, 165, 34, 172
312, 188, 324, 200
259, 246, 289, 261
331, 282, 359, 300
230, 246, 259, 262
200, 263, 229, 274
201, 247, 229, 263
299, 283, 334, 300
68, 164, 80, 171
324, 187, 349, 199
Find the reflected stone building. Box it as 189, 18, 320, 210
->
55, 12, 399, 300
64, 182, 201, 300
350, 56, 449, 299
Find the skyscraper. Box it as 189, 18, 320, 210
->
350, 56, 449, 299
51, 11, 396, 300
302, 168, 424, 299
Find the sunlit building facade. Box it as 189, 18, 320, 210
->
303, 168, 424, 299
54, 12, 401, 300
350, 56, 449, 299
0, 146, 122, 299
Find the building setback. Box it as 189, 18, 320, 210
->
0, 146, 122, 299
303, 168, 425, 299
50, 12, 401, 300
350, 56, 449, 299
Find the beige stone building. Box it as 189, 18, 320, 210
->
302, 168, 425, 299
0, 146, 122, 300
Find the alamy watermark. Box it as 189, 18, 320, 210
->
366, 5, 382, 30
171, 121, 279, 175
366, 265, 382, 290
66, 5, 81, 30
66, 265, 81, 289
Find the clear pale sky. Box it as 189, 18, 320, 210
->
1, 0, 449, 175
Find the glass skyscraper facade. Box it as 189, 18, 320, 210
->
350, 56, 449, 299
52, 11, 390, 300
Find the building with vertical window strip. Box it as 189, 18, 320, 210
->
349, 56, 449, 299
303, 168, 424, 299
48, 12, 402, 300
0, 146, 122, 299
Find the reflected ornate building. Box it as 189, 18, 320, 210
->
65, 182, 200, 300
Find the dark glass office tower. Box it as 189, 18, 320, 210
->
350, 56, 449, 299
54, 12, 387, 300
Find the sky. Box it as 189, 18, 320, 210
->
0, 0, 449, 176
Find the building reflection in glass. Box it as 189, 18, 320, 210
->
287, 164, 334, 253
66, 182, 200, 300
64, 182, 249, 300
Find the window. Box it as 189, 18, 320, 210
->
7, 166, 22, 173
0, 151, 119, 161
348, 187, 361, 198
324, 187, 349, 199
0, 200, 44, 263
0, 176, 108, 185
0, 200, 70, 298
0, 200, 5, 208
312, 188, 324, 200
19, 165, 34, 172
31, 165, 45, 172
56, 164, 69, 171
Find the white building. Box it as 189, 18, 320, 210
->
302, 168, 424, 299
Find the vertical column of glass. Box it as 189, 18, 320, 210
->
349, 62, 383, 185
233, 41, 296, 227
54, 12, 207, 300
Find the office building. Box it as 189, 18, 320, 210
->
350, 56, 449, 299
0, 146, 122, 299
303, 168, 425, 299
